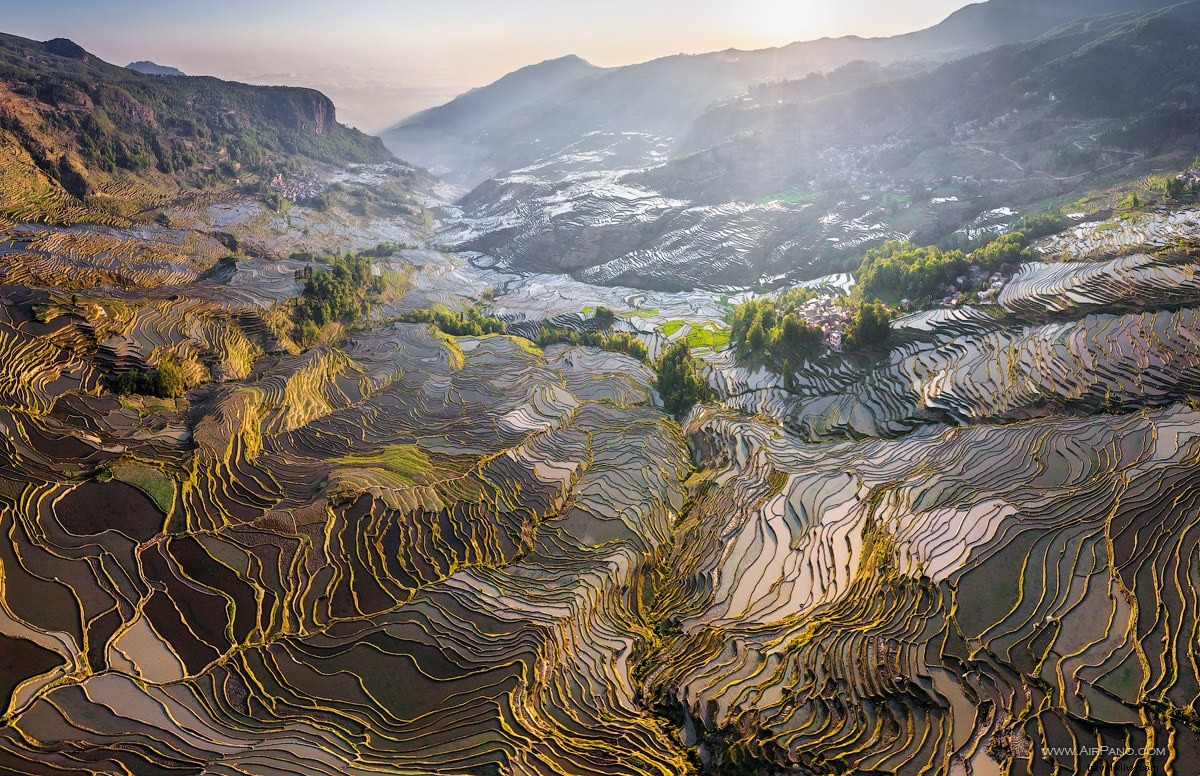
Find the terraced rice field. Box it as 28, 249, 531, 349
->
658, 405, 1200, 775
438, 149, 912, 289
1036, 208, 1200, 261
0, 302, 696, 774
3, 202, 1200, 775
999, 253, 1200, 316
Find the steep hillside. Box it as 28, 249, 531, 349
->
440, 1, 1200, 289
383, 0, 1179, 187
0, 32, 396, 225
385, 54, 602, 182
657, 2, 1200, 202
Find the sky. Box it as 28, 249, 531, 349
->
3, 0, 973, 132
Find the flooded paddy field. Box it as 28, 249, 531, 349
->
0, 192, 1199, 775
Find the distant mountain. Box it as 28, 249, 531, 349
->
397, 55, 601, 138
654, 1, 1200, 203
899, 0, 1179, 52
0, 32, 396, 224
385, 42, 899, 186
384, 54, 603, 185
126, 60, 186, 76
437, 1, 1200, 290
383, 0, 1179, 187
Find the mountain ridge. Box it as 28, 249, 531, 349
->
0, 31, 397, 225
435, 0, 1200, 290
126, 60, 186, 77
383, 0, 1181, 186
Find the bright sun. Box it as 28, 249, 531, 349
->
736, 1, 837, 44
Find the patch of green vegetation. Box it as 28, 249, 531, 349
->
729, 288, 824, 357
857, 241, 968, 304
102, 299, 139, 320
430, 328, 466, 372
858, 223, 1044, 307
761, 186, 819, 205
336, 444, 479, 486
396, 304, 507, 337
684, 325, 730, 351
404, 304, 650, 364
535, 325, 650, 363
1014, 212, 1068, 242
533, 308, 649, 362
660, 320, 685, 337
592, 306, 617, 328
336, 444, 433, 484
111, 355, 188, 398
509, 336, 545, 358
655, 342, 713, 418
291, 245, 407, 345
661, 317, 733, 350
110, 465, 175, 514
1115, 191, 1144, 213
295, 256, 382, 326
843, 301, 894, 352
1161, 174, 1199, 202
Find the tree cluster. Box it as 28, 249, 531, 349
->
533, 323, 649, 363
857, 241, 968, 303
397, 304, 507, 337
858, 228, 1036, 306
1014, 213, 1066, 242
655, 342, 713, 418
1164, 176, 1200, 202
842, 301, 894, 352
295, 256, 385, 328
291, 254, 391, 345
111, 357, 188, 398
729, 289, 824, 358
591, 306, 617, 329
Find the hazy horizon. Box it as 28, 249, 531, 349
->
7, 0, 973, 132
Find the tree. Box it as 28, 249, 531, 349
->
973, 232, 1030, 274
856, 241, 967, 304
293, 253, 390, 336
655, 342, 712, 418
747, 318, 767, 352
1165, 176, 1198, 201
154, 358, 188, 397
593, 306, 616, 329
844, 302, 893, 352
782, 358, 797, 393
110, 356, 189, 398
779, 314, 823, 350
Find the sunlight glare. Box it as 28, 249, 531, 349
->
734, 1, 838, 46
